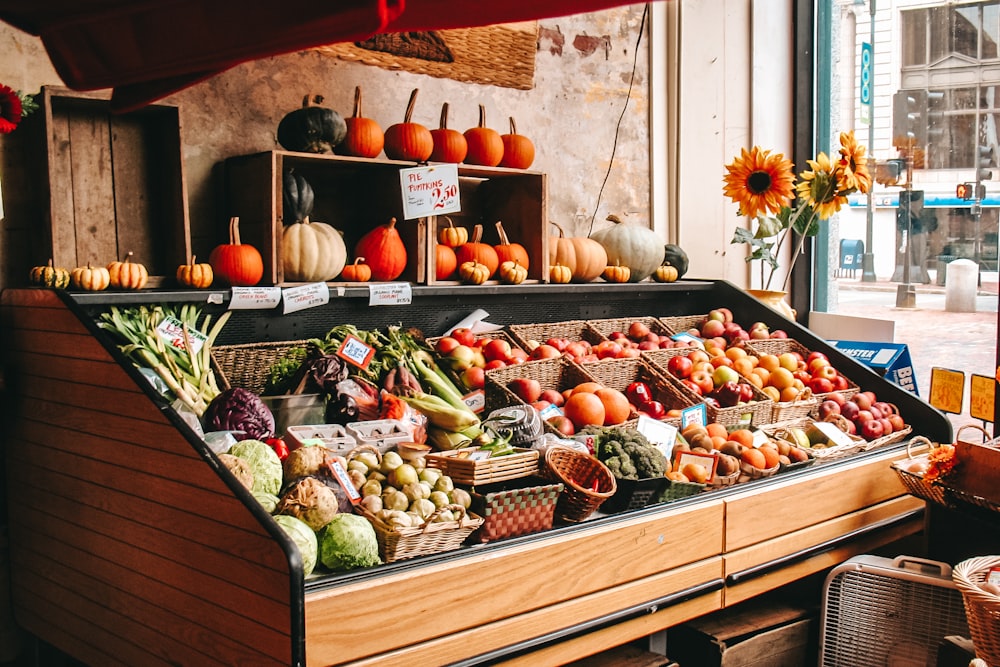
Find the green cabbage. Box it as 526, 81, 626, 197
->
273, 514, 318, 576
253, 491, 280, 514
319, 514, 381, 572
228, 439, 282, 496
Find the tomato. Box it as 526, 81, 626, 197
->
265, 437, 290, 461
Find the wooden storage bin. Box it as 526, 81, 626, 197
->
14, 86, 191, 286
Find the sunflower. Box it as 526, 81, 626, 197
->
835, 130, 872, 194
0, 84, 22, 135
795, 152, 847, 220
723, 146, 795, 220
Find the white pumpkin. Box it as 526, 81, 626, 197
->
282, 220, 348, 282
590, 214, 664, 283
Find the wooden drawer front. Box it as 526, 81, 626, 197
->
723, 496, 925, 606
723, 449, 910, 551
305, 500, 724, 665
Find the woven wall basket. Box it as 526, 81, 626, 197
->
314, 22, 538, 90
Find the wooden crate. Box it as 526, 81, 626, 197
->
15, 86, 191, 286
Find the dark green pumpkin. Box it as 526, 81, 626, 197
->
277, 94, 347, 154
29, 259, 70, 289
282, 169, 315, 223
663, 243, 689, 278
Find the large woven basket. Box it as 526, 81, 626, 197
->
425, 447, 540, 486
891, 436, 949, 506
659, 314, 708, 335
953, 555, 1000, 665
542, 446, 616, 522
746, 337, 860, 401
586, 316, 673, 341
581, 356, 692, 428
506, 320, 605, 354
211, 339, 310, 395
357, 503, 484, 563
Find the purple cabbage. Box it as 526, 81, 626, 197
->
204, 388, 275, 441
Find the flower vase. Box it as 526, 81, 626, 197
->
746, 289, 796, 320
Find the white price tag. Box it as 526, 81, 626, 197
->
462, 390, 486, 413
336, 334, 376, 370
637, 414, 677, 462
369, 282, 412, 306
680, 403, 707, 430
399, 164, 461, 220
156, 316, 207, 355
329, 460, 362, 503
282, 282, 330, 314
228, 286, 282, 309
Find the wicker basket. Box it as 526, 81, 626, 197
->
542, 446, 617, 522
710, 468, 742, 487
468, 481, 564, 543
581, 356, 692, 428
769, 388, 820, 423
211, 339, 311, 395
657, 478, 706, 502
659, 314, 708, 335
891, 436, 949, 506
425, 447, 540, 486
746, 337, 860, 401
506, 320, 606, 353
739, 459, 780, 479
357, 503, 484, 563
763, 417, 866, 461
587, 316, 673, 341
953, 555, 1000, 666
600, 476, 668, 514
484, 356, 597, 434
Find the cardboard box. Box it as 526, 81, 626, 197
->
666, 600, 816, 667
828, 340, 919, 396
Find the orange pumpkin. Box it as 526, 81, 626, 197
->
436, 244, 457, 281
338, 86, 384, 159
455, 224, 499, 278
429, 102, 468, 164
354, 217, 407, 281
494, 220, 529, 271
602, 260, 631, 283
209, 217, 265, 287
176, 255, 214, 289
107, 251, 149, 290
463, 104, 504, 167
549, 262, 572, 284
498, 259, 527, 285
548, 221, 607, 283
458, 260, 491, 285
340, 257, 372, 282
383, 89, 433, 162
437, 216, 468, 247
499, 117, 535, 169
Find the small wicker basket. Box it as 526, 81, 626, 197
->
891, 436, 948, 506
357, 503, 484, 563
953, 555, 1000, 666
211, 339, 311, 395
657, 478, 706, 502
469, 481, 564, 543
542, 446, 617, 522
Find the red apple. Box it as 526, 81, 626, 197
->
854, 409, 875, 425
539, 389, 565, 407
531, 400, 551, 412
595, 340, 623, 359
815, 364, 839, 381
826, 391, 847, 406
888, 413, 906, 432
808, 377, 835, 394
878, 417, 894, 435
832, 375, 849, 391
638, 340, 660, 351
700, 319, 726, 338
530, 344, 562, 360
667, 355, 694, 379
461, 366, 485, 391
750, 327, 770, 340
482, 338, 512, 362
545, 337, 570, 352
435, 336, 460, 354
628, 321, 651, 341
691, 370, 714, 395
860, 419, 884, 440
452, 327, 476, 347
546, 415, 576, 436
484, 359, 507, 370
840, 400, 860, 421
565, 340, 591, 358
618, 347, 641, 359
817, 399, 842, 420
508, 378, 542, 403
508, 347, 528, 364
770, 329, 788, 338
681, 379, 703, 396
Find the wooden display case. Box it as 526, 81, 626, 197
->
0, 280, 951, 666
223, 151, 547, 286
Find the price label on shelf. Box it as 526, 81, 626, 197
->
282, 282, 330, 314
369, 282, 412, 305
399, 164, 461, 220
228, 286, 282, 309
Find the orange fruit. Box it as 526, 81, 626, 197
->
758, 354, 781, 372
594, 387, 631, 425
778, 352, 800, 372
769, 367, 795, 391
710, 435, 728, 450
779, 385, 804, 402
733, 357, 755, 377
571, 381, 604, 395
745, 371, 764, 388
563, 392, 606, 429
725, 346, 748, 361
759, 445, 780, 469
751, 367, 771, 386
762, 386, 781, 402
705, 422, 729, 439
741, 447, 767, 470
728, 428, 755, 449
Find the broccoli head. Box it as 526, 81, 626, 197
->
586, 426, 667, 480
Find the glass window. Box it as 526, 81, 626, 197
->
984, 4, 999, 58
954, 5, 981, 59
902, 10, 926, 66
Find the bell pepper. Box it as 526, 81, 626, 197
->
265, 437, 290, 461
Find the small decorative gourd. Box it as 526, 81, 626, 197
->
429, 102, 468, 164
591, 214, 663, 283
463, 104, 504, 167
548, 221, 607, 283
549, 262, 572, 284
436, 244, 458, 281
354, 217, 407, 281
455, 224, 499, 278
277, 94, 347, 154
383, 89, 434, 162
653, 263, 679, 283
176, 255, 214, 289
498, 260, 527, 285
459, 261, 491, 285
499, 117, 535, 169
437, 216, 468, 247
209, 217, 265, 287
29, 259, 70, 289
602, 260, 631, 283
339, 257, 372, 282
70, 263, 111, 291
107, 251, 149, 290
338, 86, 384, 159
494, 220, 529, 271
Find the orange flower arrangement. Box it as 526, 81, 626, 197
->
923, 443, 957, 482
724, 131, 872, 290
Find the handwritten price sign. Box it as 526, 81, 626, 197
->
399, 164, 461, 220
969, 374, 996, 422
929, 367, 965, 415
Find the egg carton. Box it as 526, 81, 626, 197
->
346, 419, 415, 452
284, 424, 358, 455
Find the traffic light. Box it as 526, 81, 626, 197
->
875, 158, 906, 186
892, 90, 927, 149
978, 183, 987, 200
976, 144, 993, 183
925, 91, 946, 147
957, 182, 973, 200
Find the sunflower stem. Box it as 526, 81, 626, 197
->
778, 209, 816, 292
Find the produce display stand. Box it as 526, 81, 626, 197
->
0, 280, 951, 666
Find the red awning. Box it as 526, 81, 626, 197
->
0, 0, 655, 111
